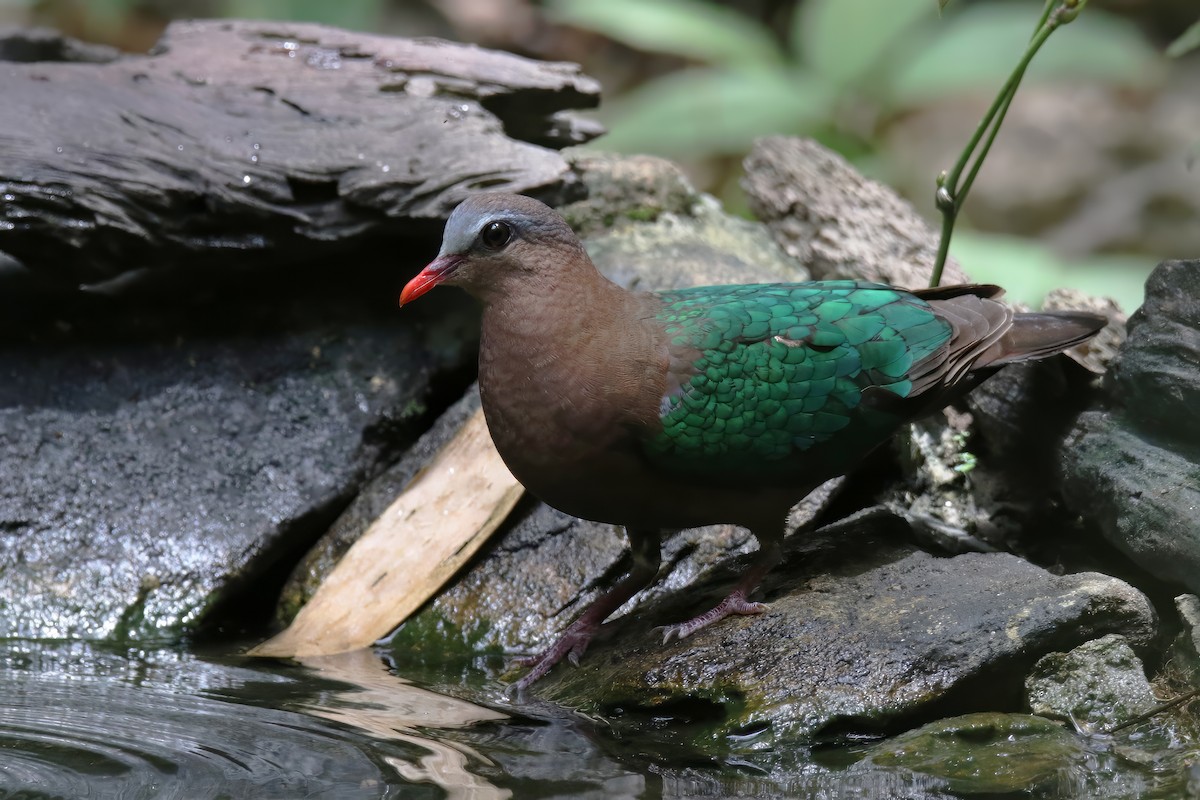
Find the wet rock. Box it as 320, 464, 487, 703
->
1061, 260, 1200, 595
0, 21, 600, 289
390, 501, 763, 660
538, 515, 1154, 743
0, 287, 476, 641
861, 713, 1088, 796
277, 386, 485, 625
1026, 634, 1158, 728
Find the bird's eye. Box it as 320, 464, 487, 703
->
480, 221, 512, 250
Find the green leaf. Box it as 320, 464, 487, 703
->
592, 67, 834, 159
546, 0, 786, 68
794, 0, 936, 88
887, 3, 1164, 108
950, 230, 1152, 313
1166, 18, 1200, 58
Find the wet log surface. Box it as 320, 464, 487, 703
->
0, 20, 601, 288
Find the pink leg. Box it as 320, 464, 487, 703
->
656, 540, 781, 644
514, 529, 660, 691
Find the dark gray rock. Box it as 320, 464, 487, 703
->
0, 290, 476, 641
535, 517, 1154, 744
1061, 411, 1200, 594
0, 21, 600, 287
1107, 260, 1200, 445
1171, 594, 1200, 684
1061, 260, 1200, 595
1025, 634, 1157, 728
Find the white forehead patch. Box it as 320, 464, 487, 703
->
439, 205, 511, 257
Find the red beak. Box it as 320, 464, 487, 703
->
399, 254, 463, 306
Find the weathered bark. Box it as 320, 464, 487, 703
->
0, 21, 601, 287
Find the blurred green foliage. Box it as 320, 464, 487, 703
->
17, 0, 390, 32
552, 0, 1162, 160
951, 232, 1150, 313
218, 0, 385, 31
1167, 18, 1200, 57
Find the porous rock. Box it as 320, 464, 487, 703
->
1026, 634, 1158, 728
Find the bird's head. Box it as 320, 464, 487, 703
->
400, 193, 586, 306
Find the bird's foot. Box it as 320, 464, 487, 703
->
512, 618, 598, 691
656, 590, 767, 644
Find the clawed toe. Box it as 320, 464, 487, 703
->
510, 623, 597, 691
655, 592, 769, 644
654, 623, 686, 645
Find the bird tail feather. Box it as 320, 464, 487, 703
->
981, 311, 1107, 366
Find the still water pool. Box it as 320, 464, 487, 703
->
0, 641, 1192, 799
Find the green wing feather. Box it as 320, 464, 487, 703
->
645, 280, 952, 474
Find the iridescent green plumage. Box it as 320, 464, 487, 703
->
647, 280, 952, 472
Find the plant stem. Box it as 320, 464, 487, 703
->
928, 0, 1086, 288
1106, 689, 1200, 734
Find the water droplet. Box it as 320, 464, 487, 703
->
252, 143, 261, 151
242, 175, 252, 185
380, 164, 390, 173
250, 154, 259, 163
177, 144, 184, 151
55, 146, 63, 154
